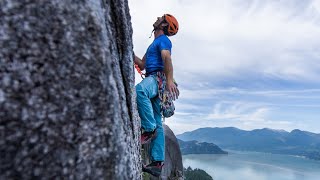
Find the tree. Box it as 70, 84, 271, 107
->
184, 166, 213, 180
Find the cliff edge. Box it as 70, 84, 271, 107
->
0, 0, 140, 179
0, 0, 183, 179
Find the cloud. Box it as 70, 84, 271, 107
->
174, 101, 204, 112
178, 87, 320, 100
206, 101, 269, 121
131, 0, 320, 83
130, 0, 320, 133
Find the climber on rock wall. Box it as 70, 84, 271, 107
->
134, 14, 180, 177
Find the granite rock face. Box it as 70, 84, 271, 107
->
143, 125, 184, 180
0, 0, 141, 179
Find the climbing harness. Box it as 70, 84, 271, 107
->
134, 64, 178, 120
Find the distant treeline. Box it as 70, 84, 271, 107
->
184, 166, 213, 180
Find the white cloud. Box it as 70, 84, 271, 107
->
130, 0, 320, 133
178, 87, 241, 100
174, 101, 203, 111
178, 87, 320, 101
206, 101, 269, 121
130, 0, 320, 83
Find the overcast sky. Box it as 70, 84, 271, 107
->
129, 0, 320, 134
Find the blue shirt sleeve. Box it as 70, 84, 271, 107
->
158, 36, 172, 53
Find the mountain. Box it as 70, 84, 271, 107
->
177, 127, 320, 160
178, 139, 227, 155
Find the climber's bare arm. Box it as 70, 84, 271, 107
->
161, 50, 179, 99
134, 54, 146, 70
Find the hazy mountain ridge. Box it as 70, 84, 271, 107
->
177, 127, 320, 160
178, 139, 228, 155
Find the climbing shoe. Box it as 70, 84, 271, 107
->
142, 161, 164, 177
141, 129, 157, 145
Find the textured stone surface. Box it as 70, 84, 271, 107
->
143, 124, 184, 180
0, 0, 141, 179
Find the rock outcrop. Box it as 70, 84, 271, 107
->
143, 124, 184, 180
0, 0, 140, 179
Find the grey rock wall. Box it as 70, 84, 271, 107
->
0, 0, 141, 179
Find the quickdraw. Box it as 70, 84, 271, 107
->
134, 64, 145, 79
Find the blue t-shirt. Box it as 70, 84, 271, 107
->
145, 34, 172, 76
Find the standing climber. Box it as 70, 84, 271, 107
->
134, 14, 179, 177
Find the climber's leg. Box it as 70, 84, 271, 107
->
136, 76, 158, 132
150, 97, 165, 162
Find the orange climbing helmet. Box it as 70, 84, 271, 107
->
163, 14, 179, 36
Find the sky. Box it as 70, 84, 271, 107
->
128, 0, 320, 134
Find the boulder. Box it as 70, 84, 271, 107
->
143, 124, 184, 180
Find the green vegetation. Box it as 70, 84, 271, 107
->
184, 166, 213, 180
142, 172, 151, 180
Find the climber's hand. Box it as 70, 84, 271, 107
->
166, 80, 179, 100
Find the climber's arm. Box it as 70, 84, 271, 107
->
134, 54, 146, 70
161, 50, 179, 99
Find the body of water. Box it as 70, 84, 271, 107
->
182, 151, 320, 180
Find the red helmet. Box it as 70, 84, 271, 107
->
163, 14, 179, 36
